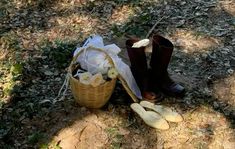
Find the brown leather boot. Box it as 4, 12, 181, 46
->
150, 34, 185, 97
126, 38, 163, 102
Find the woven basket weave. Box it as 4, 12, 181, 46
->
68, 46, 117, 108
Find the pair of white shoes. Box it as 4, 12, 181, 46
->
130, 101, 183, 130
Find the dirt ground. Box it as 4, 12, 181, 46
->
0, 0, 235, 149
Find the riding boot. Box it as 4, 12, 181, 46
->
126, 38, 163, 101
150, 34, 185, 97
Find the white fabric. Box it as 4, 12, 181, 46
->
73, 35, 142, 99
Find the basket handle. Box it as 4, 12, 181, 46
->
71, 46, 115, 68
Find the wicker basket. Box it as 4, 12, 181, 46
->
68, 46, 117, 108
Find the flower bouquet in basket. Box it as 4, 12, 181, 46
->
67, 35, 141, 108
68, 46, 119, 108
72, 67, 118, 87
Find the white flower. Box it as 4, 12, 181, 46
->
73, 69, 85, 78
132, 39, 150, 48
108, 68, 118, 79
90, 73, 105, 87
79, 72, 92, 85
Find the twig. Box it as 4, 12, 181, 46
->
145, 16, 166, 38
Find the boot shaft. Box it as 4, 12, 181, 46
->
126, 39, 148, 73
126, 38, 149, 91
150, 35, 174, 72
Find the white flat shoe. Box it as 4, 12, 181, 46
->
130, 103, 169, 130
140, 101, 183, 123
